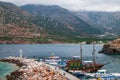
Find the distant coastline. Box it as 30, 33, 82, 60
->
0, 37, 111, 44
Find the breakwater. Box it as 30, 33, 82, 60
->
0, 57, 68, 80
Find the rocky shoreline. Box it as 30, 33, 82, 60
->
99, 38, 120, 54
0, 58, 24, 67
0, 57, 68, 80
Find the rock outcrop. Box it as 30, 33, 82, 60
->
99, 38, 120, 54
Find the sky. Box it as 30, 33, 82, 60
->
0, 0, 120, 11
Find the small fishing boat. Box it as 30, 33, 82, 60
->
85, 69, 115, 79
58, 60, 67, 68
69, 70, 86, 77
111, 73, 120, 79
41, 53, 62, 65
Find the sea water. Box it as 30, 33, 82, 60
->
0, 62, 19, 80
0, 44, 120, 74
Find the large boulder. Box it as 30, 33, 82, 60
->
99, 39, 120, 54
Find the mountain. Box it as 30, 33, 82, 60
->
0, 1, 106, 43
21, 5, 102, 37
0, 1, 32, 17
0, 1, 71, 37
0, 1, 42, 37
73, 11, 120, 35
29, 16, 74, 36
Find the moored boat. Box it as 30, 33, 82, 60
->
69, 70, 86, 77
40, 53, 62, 65
85, 69, 116, 79
82, 62, 104, 73
111, 73, 120, 79
65, 43, 104, 73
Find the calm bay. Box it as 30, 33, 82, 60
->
0, 44, 120, 78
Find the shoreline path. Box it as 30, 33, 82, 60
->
46, 64, 80, 80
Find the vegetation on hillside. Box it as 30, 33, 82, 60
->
0, 1, 116, 44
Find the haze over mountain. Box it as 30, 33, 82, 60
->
1, 0, 120, 40
1, 0, 120, 11
21, 4, 101, 37
0, 0, 120, 44
0, 1, 103, 38
73, 11, 120, 35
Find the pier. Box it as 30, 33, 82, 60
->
46, 64, 80, 80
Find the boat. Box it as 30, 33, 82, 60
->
85, 69, 115, 79
65, 43, 104, 73
82, 62, 104, 73
58, 60, 67, 68
111, 73, 120, 79
41, 53, 62, 65
82, 43, 104, 73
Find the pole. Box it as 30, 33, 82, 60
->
80, 43, 82, 63
92, 42, 96, 64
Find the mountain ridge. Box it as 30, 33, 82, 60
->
0, 1, 116, 43
21, 4, 102, 36
73, 11, 120, 35
0, 2, 42, 37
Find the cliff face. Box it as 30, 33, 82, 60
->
99, 39, 120, 54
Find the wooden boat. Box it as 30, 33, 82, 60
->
82, 43, 104, 73
82, 62, 104, 73
65, 43, 104, 73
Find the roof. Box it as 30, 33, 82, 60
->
84, 61, 93, 63
97, 69, 106, 72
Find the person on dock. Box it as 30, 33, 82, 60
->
55, 67, 57, 70
63, 72, 66, 76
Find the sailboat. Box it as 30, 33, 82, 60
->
82, 43, 104, 73
65, 43, 104, 73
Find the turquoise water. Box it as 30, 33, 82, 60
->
0, 62, 19, 80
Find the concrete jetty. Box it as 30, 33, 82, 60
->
46, 64, 80, 80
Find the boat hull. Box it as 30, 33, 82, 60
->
65, 60, 104, 73
82, 64, 104, 73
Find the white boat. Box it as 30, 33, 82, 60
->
111, 73, 120, 79
41, 53, 62, 65
69, 70, 86, 76
85, 69, 115, 79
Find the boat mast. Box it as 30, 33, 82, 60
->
92, 42, 96, 64
80, 43, 83, 63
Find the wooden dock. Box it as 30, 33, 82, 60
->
46, 64, 80, 80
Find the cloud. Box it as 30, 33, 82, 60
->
0, 0, 120, 11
